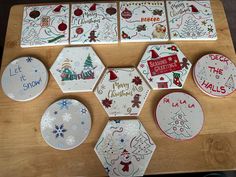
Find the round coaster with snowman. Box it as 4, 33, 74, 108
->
41, 99, 91, 150
1, 56, 48, 101
155, 92, 204, 141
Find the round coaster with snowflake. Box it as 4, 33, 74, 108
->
40, 99, 91, 150
1, 56, 48, 101
155, 92, 204, 140
193, 54, 236, 97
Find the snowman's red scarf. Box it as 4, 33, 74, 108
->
120, 161, 132, 172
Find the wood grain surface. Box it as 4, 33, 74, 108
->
0, 1, 236, 177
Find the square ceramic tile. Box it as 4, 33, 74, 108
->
21, 4, 70, 47
120, 1, 168, 42
94, 119, 156, 177
94, 68, 150, 117
50, 46, 105, 93
166, 0, 217, 40
70, 2, 118, 44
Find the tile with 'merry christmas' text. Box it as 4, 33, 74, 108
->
166, 0, 217, 40
70, 2, 118, 44
120, 1, 168, 42
21, 4, 69, 47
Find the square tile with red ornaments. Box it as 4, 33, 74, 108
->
94, 68, 150, 117
50, 46, 105, 93
166, 0, 217, 40
120, 1, 168, 42
137, 44, 192, 90
21, 4, 69, 47
94, 119, 156, 177
70, 2, 118, 44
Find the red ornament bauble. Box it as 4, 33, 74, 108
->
58, 22, 67, 31
76, 27, 84, 34
121, 8, 132, 19
106, 6, 117, 16
29, 10, 40, 19
89, 3, 96, 11
74, 8, 83, 16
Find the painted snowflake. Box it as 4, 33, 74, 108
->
62, 113, 72, 122
66, 135, 75, 145
41, 112, 56, 130
52, 124, 67, 138
57, 99, 72, 110
80, 108, 87, 115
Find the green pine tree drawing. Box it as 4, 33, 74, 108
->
84, 54, 94, 70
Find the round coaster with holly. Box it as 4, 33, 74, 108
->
40, 99, 91, 150
155, 92, 204, 141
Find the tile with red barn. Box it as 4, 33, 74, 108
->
21, 4, 69, 47
50, 46, 105, 93
70, 2, 118, 44
137, 44, 192, 90
120, 1, 168, 42
94, 119, 156, 177
94, 68, 150, 117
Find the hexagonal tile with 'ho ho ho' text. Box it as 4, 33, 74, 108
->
94, 119, 156, 177
94, 68, 150, 117
50, 46, 105, 93
137, 44, 192, 90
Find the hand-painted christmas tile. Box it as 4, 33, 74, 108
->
95, 68, 150, 117
193, 54, 236, 97
120, 1, 168, 42
21, 4, 69, 47
1, 57, 48, 101
95, 119, 156, 177
155, 92, 204, 140
41, 99, 91, 150
70, 3, 118, 44
166, 1, 217, 40
50, 46, 105, 93
137, 44, 191, 90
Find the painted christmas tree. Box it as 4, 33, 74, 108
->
79, 54, 95, 79
198, 67, 207, 80
225, 74, 235, 90
132, 133, 152, 160
180, 17, 205, 39
165, 109, 191, 139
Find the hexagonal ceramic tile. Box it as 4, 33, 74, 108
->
50, 46, 105, 93
94, 119, 156, 177
94, 68, 150, 117
137, 44, 192, 90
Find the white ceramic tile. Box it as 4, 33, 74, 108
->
193, 54, 236, 97
21, 4, 69, 47
1, 57, 48, 101
120, 1, 168, 42
94, 119, 156, 177
50, 46, 105, 93
166, 0, 217, 40
155, 92, 204, 140
137, 44, 191, 90
41, 99, 91, 150
70, 3, 118, 44
95, 68, 150, 117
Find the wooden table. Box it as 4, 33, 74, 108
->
1, 1, 236, 176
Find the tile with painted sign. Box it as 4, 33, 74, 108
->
21, 4, 69, 47
1, 57, 48, 101
50, 46, 105, 93
95, 68, 150, 117
155, 92, 204, 140
166, 0, 217, 40
137, 44, 191, 90
120, 1, 168, 42
94, 119, 156, 177
193, 54, 236, 97
70, 2, 118, 44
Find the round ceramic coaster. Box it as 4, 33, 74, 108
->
155, 92, 204, 140
193, 54, 236, 97
1, 57, 48, 101
40, 99, 91, 150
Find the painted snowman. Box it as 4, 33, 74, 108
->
118, 149, 134, 176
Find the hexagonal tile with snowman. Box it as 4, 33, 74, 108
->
137, 44, 192, 90
50, 46, 105, 93
94, 68, 150, 117
94, 119, 156, 177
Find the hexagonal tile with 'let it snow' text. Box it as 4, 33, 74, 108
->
94, 68, 150, 117
50, 46, 105, 93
